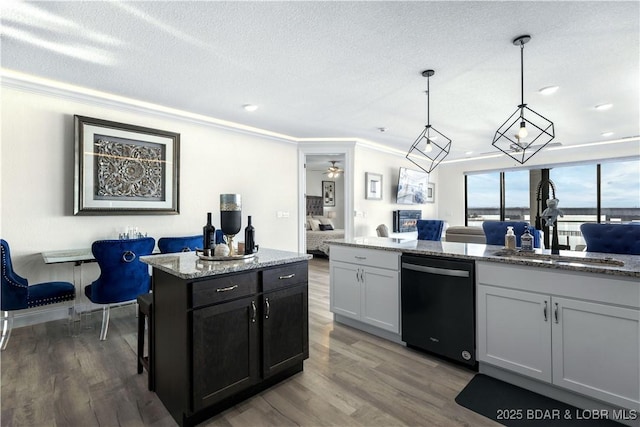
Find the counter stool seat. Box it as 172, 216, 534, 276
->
137, 292, 154, 391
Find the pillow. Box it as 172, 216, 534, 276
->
319, 224, 334, 231
315, 216, 335, 227
308, 218, 321, 231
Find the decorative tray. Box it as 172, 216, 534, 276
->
196, 251, 255, 262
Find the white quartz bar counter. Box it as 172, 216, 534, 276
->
141, 248, 312, 280
329, 237, 640, 278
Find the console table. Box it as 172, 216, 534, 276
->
141, 249, 311, 427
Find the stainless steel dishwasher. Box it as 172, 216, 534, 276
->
401, 254, 476, 367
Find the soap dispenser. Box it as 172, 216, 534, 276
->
521, 226, 534, 251
505, 226, 516, 250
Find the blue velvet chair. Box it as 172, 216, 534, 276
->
1, 239, 76, 350
580, 223, 640, 255
482, 221, 541, 248
158, 231, 225, 254
417, 220, 445, 241
158, 235, 202, 254
85, 237, 155, 340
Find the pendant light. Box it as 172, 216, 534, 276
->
492, 35, 555, 164
406, 69, 451, 174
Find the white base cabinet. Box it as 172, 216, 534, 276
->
330, 246, 400, 334
477, 262, 640, 411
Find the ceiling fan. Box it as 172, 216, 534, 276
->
324, 161, 344, 178
479, 140, 562, 156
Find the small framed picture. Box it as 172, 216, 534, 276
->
365, 172, 383, 200
426, 182, 435, 203
322, 181, 335, 206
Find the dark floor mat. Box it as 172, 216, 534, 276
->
455, 374, 629, 426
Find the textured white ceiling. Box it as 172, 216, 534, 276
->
2, 1, 638, 160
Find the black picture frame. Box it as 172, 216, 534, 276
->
322, 181, 335, 206
74, 115, 180, 215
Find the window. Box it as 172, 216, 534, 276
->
601, 158, 640, 223
550, 164, 597, 248
466, 172, 500, 227
464, 158, 640, 250
504, 170, 530, 222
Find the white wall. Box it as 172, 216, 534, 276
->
353, 145, 439, 237
1, 85, 300, 325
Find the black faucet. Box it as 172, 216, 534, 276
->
535, 179, 561, 255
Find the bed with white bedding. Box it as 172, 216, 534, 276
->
305, 195, 343, 256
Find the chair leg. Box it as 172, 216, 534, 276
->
99, 305, 110, 341
1, 311, 13, 351
137, 305, 145, 374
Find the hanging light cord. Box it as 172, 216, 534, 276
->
520, 41, 525, 116
425, 75, 430, 126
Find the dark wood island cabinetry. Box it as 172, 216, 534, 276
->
141, 249, 310, 427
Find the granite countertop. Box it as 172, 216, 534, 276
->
141, 248, 312, 280
329, 237, 640, 279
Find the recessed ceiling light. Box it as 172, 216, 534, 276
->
594, 103, 613, 111
538, 86, 559, 95
601, 131, 614, 137
243, 104, 258, 112
465, 151, 474, 156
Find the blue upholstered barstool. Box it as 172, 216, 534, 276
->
580, 223, 640, 255
85, 237, 155, 340
1, 239, 76, 350
417, 220, 445, 241
482, 221, 541, 248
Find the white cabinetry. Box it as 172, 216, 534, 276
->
477, 262, 640, 411
330, 246, 400, 334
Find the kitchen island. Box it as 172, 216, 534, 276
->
141, 248, 311, 427
328, 237, 639, 422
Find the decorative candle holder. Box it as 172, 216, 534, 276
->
220, 194, 242, 256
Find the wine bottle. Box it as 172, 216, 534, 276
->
203, 212, 216, 250
244, 215, 255, 255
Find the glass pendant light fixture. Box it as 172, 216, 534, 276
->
406, 69, 451, 174
492, 35, 555, 164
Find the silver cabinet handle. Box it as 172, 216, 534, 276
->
279, 273, 295, 280
216, 284, 238, 293
554, 302, 559, 324
265, 297, 270, 319
543, 300, 548, 321
251, 301, 257, 323
355, 256, 367, 260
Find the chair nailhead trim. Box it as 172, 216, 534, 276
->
28, 294, 75, 308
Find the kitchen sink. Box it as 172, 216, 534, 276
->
490, 249, 625, 267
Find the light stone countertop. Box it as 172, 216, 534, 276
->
329, 237, 640, 279
141, 248, 312, 280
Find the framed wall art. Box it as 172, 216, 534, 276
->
426, 182, 435, 203
322, 181, 335, 206
365, 172, 383, 200
74, 115, 180, 215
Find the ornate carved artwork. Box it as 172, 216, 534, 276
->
94, 136, 165, 201
74, 115, 180, 215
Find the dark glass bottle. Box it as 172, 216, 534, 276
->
244, 215, 255, 255
203, 212, 216, 250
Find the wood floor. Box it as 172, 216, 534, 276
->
1, 257, 499, 427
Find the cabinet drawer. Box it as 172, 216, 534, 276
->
192, 271, 259, 308
330, 245, 399, 270
263, 262, 308, 292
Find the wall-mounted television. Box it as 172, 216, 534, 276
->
396, 167, 429, 205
